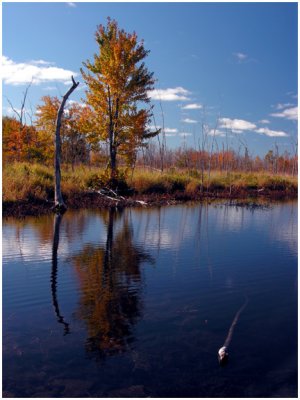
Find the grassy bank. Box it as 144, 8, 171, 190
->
3, 162, 297, 216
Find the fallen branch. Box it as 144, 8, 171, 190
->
134, 200, 148, 206
96, 190, 120, 202
100, 187, 125, 200
90, 188, 148, 206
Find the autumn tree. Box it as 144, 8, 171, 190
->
81, 18, 160, 183
36, 96, 60, 133
35, 96, 60, 161
36, 95, 96, 169
3, 116, 24, 163
2, 116, 50, 163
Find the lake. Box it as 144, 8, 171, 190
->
3, 201, 298, 397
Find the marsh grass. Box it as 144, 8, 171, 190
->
3, 163, 99, 202
3, 163, 297, 203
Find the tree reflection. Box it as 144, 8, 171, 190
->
51, 213, 70, 335
72, 208, 153, 358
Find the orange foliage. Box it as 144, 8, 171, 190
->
81, 18, 159, 178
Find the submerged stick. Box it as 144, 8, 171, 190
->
218, 294, 248, 365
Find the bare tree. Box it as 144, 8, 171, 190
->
290, 137, 298, 177
198, 121, 208, 193
6, 81, 32, 161
54, 76, 79, 212
158, 99, 167, 172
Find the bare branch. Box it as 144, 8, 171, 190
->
6, 97, 22, 121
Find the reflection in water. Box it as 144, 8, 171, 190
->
2, 202, 297, 397
51, 213, 70, 335
72, 208, 153, 358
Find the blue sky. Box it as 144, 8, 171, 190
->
2, 1, 298, 156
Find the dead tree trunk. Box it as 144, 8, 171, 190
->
54, 76, 79, 212
51, 213, 70, 335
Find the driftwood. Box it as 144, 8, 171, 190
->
99, 188, 126, 200
92, 187, 148, 206
134, 200, 148, 205
54, 76, 79, 213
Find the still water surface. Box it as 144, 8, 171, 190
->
3, 201, 297, 397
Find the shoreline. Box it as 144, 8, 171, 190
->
3, 188, 297, 218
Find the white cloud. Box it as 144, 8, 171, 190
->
219, 117, 256, 131
67, 2, 77, 7
259, 119, 270, 124
147, 124, 160, 130
165, 133, 178, 137
30, 59, 55, 66
255, 127, 288, 137
164, 127, 178, 133
179, 132, 192, 137
4, 106, 22, 116
66, 100, 86, 108
275, 102, 294, 110
2, 55, 78, 86
147, 125, 178, 134
181, 118, 198, 124
42, 86, 58, 91
181, 103, 202, 110
148, 87, 191, 101
270, 106, 298, 121
233, 52, 248, 62
208, 129, 226, 137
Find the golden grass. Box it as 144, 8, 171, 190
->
2, 163, 297, 202
2, 163, 100, 202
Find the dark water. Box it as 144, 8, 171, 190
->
3, 201, 298, 397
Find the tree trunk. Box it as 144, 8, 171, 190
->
51, 213, 70, 335
54, 76, 79, 212
110, 146, 117, 180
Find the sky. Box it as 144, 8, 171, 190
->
2, 1, 298, 157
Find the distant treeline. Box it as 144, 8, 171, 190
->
2, 115, 298, 176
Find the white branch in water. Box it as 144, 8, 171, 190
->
218, 295, 249, 363
135, 200, 148, 206
223, 295, 248, 349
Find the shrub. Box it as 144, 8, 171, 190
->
85, 169, 129, 194
185, 180, 201, 195
166, 175, 187, 192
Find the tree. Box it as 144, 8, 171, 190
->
35, 96, 60, 161
5, 81, 32, 162
81, 18, 160, 183
54, 76, 79, 211
264, 150, 275, 173
2, 116, 49, 163
36, 97, 98, 169
3, 116, 24, 162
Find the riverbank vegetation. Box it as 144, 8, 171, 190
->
2, 18, 297, 217
3, 162, 297, 208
